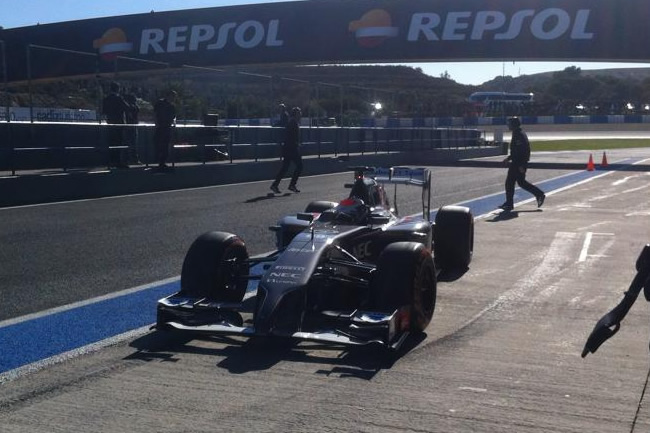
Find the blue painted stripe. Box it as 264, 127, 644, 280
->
0, 282, 179, 373
0, 159, 639, 375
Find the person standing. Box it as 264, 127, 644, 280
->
270, 107, 303, 193
102, 81, 130, 168
276, 103, 289, 127
499, 117, 545, 211
153, 90, 177, 171
123, 91, 140, 164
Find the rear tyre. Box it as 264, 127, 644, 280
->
434, 205, 474, 270
371, 242, 436, 333
180, 231, 249, 302
304, 200, 338, 213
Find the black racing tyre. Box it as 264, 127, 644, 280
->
180, 231, 249, 302
371, 242, 436, 333
434, 205, 474, 270
305, 200, 338, 213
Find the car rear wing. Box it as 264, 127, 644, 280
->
372, 167, 432, 222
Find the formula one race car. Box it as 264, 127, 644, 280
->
157, 166, 474, 349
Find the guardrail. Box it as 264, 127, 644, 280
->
0, 122, 487, 175
220, 114, 650, 127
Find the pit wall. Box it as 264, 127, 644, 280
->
0, 146, 502, 208
0, 123, 485, 172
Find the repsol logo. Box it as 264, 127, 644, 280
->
139, 20, 283, 54
408, 8, 594, 41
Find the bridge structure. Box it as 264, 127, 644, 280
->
0, 0, 648, 83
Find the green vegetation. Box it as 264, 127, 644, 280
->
6, 64, 650, 122
531, 139, 650, 152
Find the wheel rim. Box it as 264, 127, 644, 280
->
217, 242, 248, 299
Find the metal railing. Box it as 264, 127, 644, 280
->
0, 123, 489, 176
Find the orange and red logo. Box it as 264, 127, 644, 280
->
93, 28, 133, 60
349, 9, 398, 47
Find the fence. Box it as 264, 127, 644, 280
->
0, 123, 487, 175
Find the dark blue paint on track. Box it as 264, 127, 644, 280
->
0, 161, 638, 375
0, 282, 179, 373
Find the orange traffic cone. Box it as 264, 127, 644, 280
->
587, 154, 595, 171
601, 152, 609, 168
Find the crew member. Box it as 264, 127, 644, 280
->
102, 81, 131, 168
499, 117, 545, 211
270, 107, 303, 193
153, 90, 177, 171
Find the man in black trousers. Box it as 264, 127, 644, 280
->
153, 90, 177, 171
270, 107, 303, 193
499, 117, 545, 211
102, 81, 131, 168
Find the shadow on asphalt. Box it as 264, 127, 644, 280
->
127, 330, 428, 380
486, 209, 542, 222
245, 192, 292, 203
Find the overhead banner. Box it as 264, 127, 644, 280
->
1, 0, 649, 82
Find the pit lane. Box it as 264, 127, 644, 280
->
2, 148, 650, 432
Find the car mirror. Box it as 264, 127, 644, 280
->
297, 212, 314, 223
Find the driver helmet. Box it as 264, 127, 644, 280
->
331, 197, 369, 225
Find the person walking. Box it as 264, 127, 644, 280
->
270, 107, 303, 193
153, 90, 177, 171
273, 103, 290, 158
102, 81, 130, 168
499, 117, 545, 211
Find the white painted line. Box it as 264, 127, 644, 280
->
0, 276, 180, 329
613, 176, 637, 186
461, 231, 578, 326
623, 185, 650, 194
578, 232, 615, 263
578, 232, 593, 262
459, 386, 488, 393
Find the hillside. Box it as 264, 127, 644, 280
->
481, 67, 650, 93
8, 64, 650, 121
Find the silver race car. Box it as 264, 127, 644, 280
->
157, 166, 474, 349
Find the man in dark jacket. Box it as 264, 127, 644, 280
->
153, 90, 177, 170
123, 92, 140, 164
102, 81, 131, 168
270, 107, 303, 193
275, 103, 289, 127
499, 117, 545, 211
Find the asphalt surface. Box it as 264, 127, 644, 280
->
2, 147, 650, 432
0, 153, 574, 322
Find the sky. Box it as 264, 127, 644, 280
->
3, 0, 649, 86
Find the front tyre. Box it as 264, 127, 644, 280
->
180, 231, 249, 302
371, 242, 436, 333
